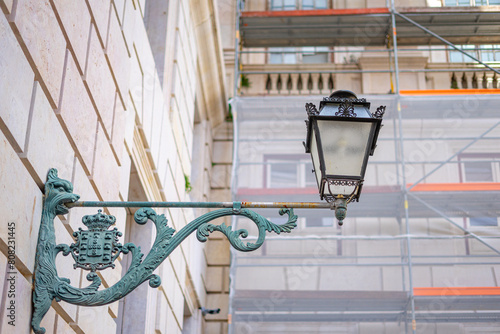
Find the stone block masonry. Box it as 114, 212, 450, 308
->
0, 0, 230, 333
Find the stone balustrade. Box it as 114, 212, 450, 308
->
451, 71, 499, 89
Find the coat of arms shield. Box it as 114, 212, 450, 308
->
71, 210, 122, 271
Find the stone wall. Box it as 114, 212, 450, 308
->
0, 0, 229, 333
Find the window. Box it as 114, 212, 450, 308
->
269, 47, 297, 64
444, 0, 500, 5
302, 46, 329, 64
270, 0, 297, 10
302, 0, 328, 10
449, 45, 500, 63
459, 153, 499, 182
470, 216, 498, 227
459, 153, 500, 227
270, 0, 328, 10
269, 47, 330, 64
463, 161, 494, 182
449, 45, 477, 63
480, 45, 500, 62
265, 155, 316, 188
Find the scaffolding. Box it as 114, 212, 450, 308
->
229, 2, 500, 333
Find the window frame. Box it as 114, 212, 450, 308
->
457, 153, 500, 183
269, 0, 329, 11
268, 46, 330, 64
444, 0, 500, 6
448, 45, 500, 63
458, 153, 500, 228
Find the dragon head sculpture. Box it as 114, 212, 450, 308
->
44, 168, 80, 215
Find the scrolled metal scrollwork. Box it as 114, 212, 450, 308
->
372, 105, 386, 119
196, 208, 297, 252
32, 169, 298, 334
327, 179, 359, 187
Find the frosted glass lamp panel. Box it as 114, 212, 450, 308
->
317, 120, 372, 177
309, 129, 322, 188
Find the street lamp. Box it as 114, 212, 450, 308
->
304, 90, 385, 225
31, 92, 384, 332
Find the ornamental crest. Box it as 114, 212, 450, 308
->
372, 105, 386, 119
71, 210, 122, 272
336, 101, 357, 117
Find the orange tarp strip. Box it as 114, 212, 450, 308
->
414, 287, 500, 296
242, 8, 390, 18
238, 184, 500, 196
401, 89, 500, 96
408, 182, 500, 192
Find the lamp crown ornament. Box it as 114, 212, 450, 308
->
336, 100, 356, 117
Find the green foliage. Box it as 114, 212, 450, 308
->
240, 74, 251, 88
184, 174, 193, 193
225, 103, 233, 122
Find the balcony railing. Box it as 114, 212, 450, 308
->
240, 65, 499, 95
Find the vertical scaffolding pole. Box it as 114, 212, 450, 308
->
228, 2, 242, 333
390, 0, 416, 332
390, 1, 400, 95
233, 0, 242, 99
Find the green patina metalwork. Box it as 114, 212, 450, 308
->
71, 210, 122, 271
32, 169, 298, 334
333, 198, 347, 226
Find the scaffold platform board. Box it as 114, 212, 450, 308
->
240, 7, 500, 47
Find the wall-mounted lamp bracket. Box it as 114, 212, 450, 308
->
31, 169, 299, 333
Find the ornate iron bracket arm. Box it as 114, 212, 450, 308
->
31, 169, 297, 334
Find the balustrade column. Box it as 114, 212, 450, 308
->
269, 73, 279, 95
319, 73, 329, 95
309, 73, 320, 95
484, 72, 494, 89
462, 72, 473, 89
290, 73, 300, 95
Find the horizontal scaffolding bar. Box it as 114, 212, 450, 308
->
238, 159, 500, 166
67, 201, 333, 209
239, 47, 500, 54
237, 137, 500, 143
240, 68, 500, 75
241, 7, 390, 17
237, 254, 500, 260
233, 261, 500, 267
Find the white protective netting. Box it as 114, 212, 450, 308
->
229, 94, 500, 333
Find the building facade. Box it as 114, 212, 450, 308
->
1, 0, 231, 333
222, 0, 500, 333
